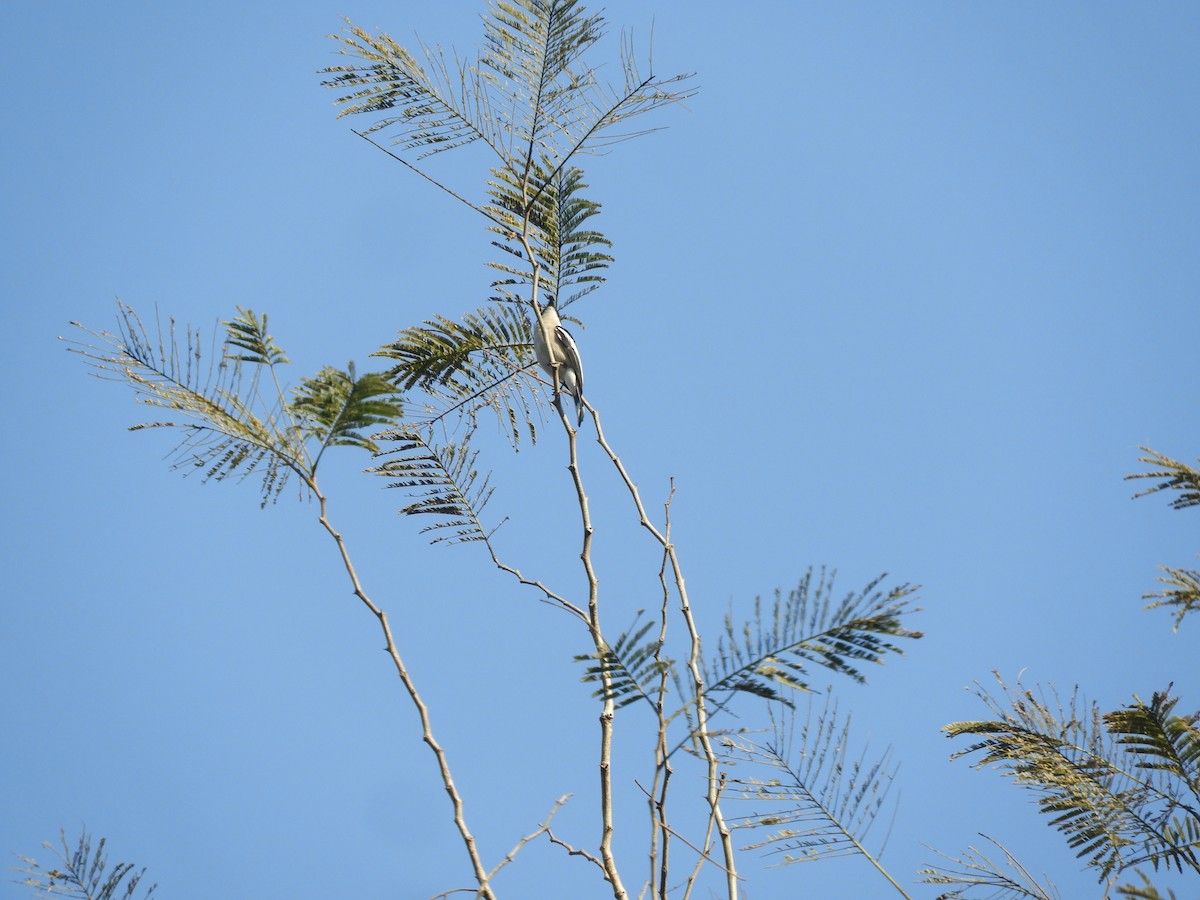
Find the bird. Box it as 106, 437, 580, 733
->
532, 299, 586, 427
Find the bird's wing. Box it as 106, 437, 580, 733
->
555, 325, 583, 398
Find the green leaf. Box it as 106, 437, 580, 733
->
369, 428, 494, 544
1105, 690, 1200, 787
722, 697, 904, 881
574, 615, 671, 710
487, 162, 613, 310
223, 306, 290, 366
291, 362, 403, 469
375, 303, 543, 447
67, 303, 307, 507
919, 834, 1062, 900
322, 1, 696, 169
1127, 447, 1200, 510
321, 20, 502, 157
13, 828, 157, 900
1143, 564, 1200, 632
704, 568, 922, 706
1116, 870, 1178, 899
944, 675, 1200, 882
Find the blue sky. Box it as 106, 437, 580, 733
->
3, 2, 1198, 898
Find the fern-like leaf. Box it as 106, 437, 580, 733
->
1116, 869, 1179, 899
944, 675, 1200, 882
704, 568, 922, 706
918, 834, 1062, 900
291, 362, 403, 470
1143, 564, 1200, 633
370, 428, 494, 544
323, 2, 696, 171
574, 615, 671, 710
1127, 447, 1200, 510
13, 828, 157, 900
374, 303, 542, 447
223, 306, 290, 365
1104, 689, 1200, 804
66, 303, 308, 506
1127, 446, 1200, 630
722, 698, 903, 882
322, 21, 503, 157
487, 162, 613, 309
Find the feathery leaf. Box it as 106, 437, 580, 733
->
374, 303, 542, 447
944, 675, 1200, 882
1116, 869, 1179, 899
722, 698, 903, 879
323, 2, 695, 171
322, 21, 503, 157
291, 362, 404, 470
13, 828, 157, 900
223, 306, 290, 366
370, 428, 494, 544
487, 162, 612, 309
1143, 564, 1200, 632
575, 615, 672, 710
704, 568, 922, 706
1127, 447, 1200, 510
919, 834, 1062, 900
66, 303, 308, 506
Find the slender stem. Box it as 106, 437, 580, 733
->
516, 151, 624, 897
546, 829, 606, 871
649, 545, 673, 900
351, 130, 507, 229
664, 487, 738, 900
487, 795, 572, 881
682, 773, 729, 900
590, 413, 740, 898
558, 406, 627, 899
309, 479, 495, 900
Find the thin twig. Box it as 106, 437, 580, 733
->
632, 779, 738, 880
546, 828, 607, 871
488, 795, 573, 880
591, 416, 739, 899
352, 130, 506, 229
648, 542, 674, 900
559, 402, 626, 899
310, 480, 496, 900
482, 538, 587, 622
683, 773, 731, 900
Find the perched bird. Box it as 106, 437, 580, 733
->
532, 300, 586, 427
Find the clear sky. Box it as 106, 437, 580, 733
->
3, 2, 1198, 898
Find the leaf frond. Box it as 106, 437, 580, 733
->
1115, 869, 1179, 899
918, 834, 1062, 900
321, 21, 503, 158
13, 828, 157, 900
290, 361, 404, 470
66, 303, 308, 506
374, 303, 543, 447
704, 568, 922, 706
1142, 564, 1200, 632
574, 614, 672, 710
369, 428, 494, 544
486, 161, 613, 310
222, 306, 290, 366
944, 674, 1200, 882
721, 698, 902, 873
1127, 447, 1200, 510
479, 0, 605, 162
323, 3, 695, 173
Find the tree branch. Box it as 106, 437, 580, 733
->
310, 478, 496, 900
